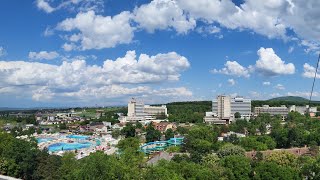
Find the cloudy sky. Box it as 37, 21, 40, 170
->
0, 0, 320, 107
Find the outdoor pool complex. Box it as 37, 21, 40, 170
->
37, 135, 97, 152
48, 142, 92, 152
37, 138, 54, 143
66, 135, 89, 140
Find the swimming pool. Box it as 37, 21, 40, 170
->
48, 142, 92, 152
66, 135, 89, 140
37, 138, 54, 143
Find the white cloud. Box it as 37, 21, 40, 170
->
228, 78, 236, 86
176, 0, 287, 39
254, 47, 295, 76
57, 10, 134, 50
196, 25, 221, 34
43, 27, 54, 36
133, 0, 196, 34
36, 0, 55, 13
28, 51, 59, 60
0, 51, 191, 102
36, 0, 104, 14
211, 60, 250, 78
286, 91, 313, 98
274, 84, 285, 90
152, 87, 192, 97
263, 81, 271, 86
32, 86, 55, 101
62, 43, 77, 51
302, 63, 320, 79
249, 91, 261, 99
0, 46, 6, 57
288, 46, 294, 53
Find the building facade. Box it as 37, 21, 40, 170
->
121, 98, 168, 122
254, 105, 288, 120
205, 95, 252, 124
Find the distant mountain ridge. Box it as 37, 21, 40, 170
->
268, 96, 309, 102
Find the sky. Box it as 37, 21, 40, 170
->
0, 0, 320, 107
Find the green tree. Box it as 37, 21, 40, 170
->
111, 129, 121, 139
234, 112, 241, 119
265, 151, 298, 168
117, 137, 140, 151
220, 155, 251, 180
145, 123, 161, 142
217, 144, 246, 158
121, 123, 136, 138
253, 162, 300, 180
164, 128, 174, 140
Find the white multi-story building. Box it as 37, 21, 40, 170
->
254, 105, 288, 120
120, 98, 168, 122
231, 97, 252, 119
205, 95, 252, 124
288, 105, 317, 115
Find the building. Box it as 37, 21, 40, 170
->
254, 105, 288, 120
121, 98, 168, 122
289, 105, 317, 116
205, 95, 252, 125
153, 122, 176, 133
231, 97, 252, 119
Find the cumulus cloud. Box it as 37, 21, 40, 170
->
50, 0, 320, 51
263, 81, 271, 85
302, 63, 320, 79
228, 78, 236, 86
133, 0, 196, 34
254, 47, 295, 76
28, 51, 59, 60
57, 10, 134, 50
211, 60, 250, 78
0, 51, 191, 103
274, 84, 285, 90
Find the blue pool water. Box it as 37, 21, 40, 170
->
48, 142, 92, 152
37, 138, 54, 143
66, 135, 89, 140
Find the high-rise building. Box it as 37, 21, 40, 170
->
205, 95, 252, 124
215, 95, 231, 119
127, 98, 145, 117
121, 98, 168, 122
212, 95, 251, 119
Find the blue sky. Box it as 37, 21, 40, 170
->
0, 0, 320, 107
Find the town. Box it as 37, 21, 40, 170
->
1, 95, 320, 179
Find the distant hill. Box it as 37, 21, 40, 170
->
268, 96, 309, 102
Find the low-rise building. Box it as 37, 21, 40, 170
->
254, 105, 288, 120
153, 122, 176, 133
289, 105, 317, 116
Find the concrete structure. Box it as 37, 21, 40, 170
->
254, 105, 288, 120
205, 95, 251, 124
121, 98, 168, 122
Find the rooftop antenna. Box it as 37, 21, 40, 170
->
309, 53, 320, 106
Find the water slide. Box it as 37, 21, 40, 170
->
140, 137, 184, 154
